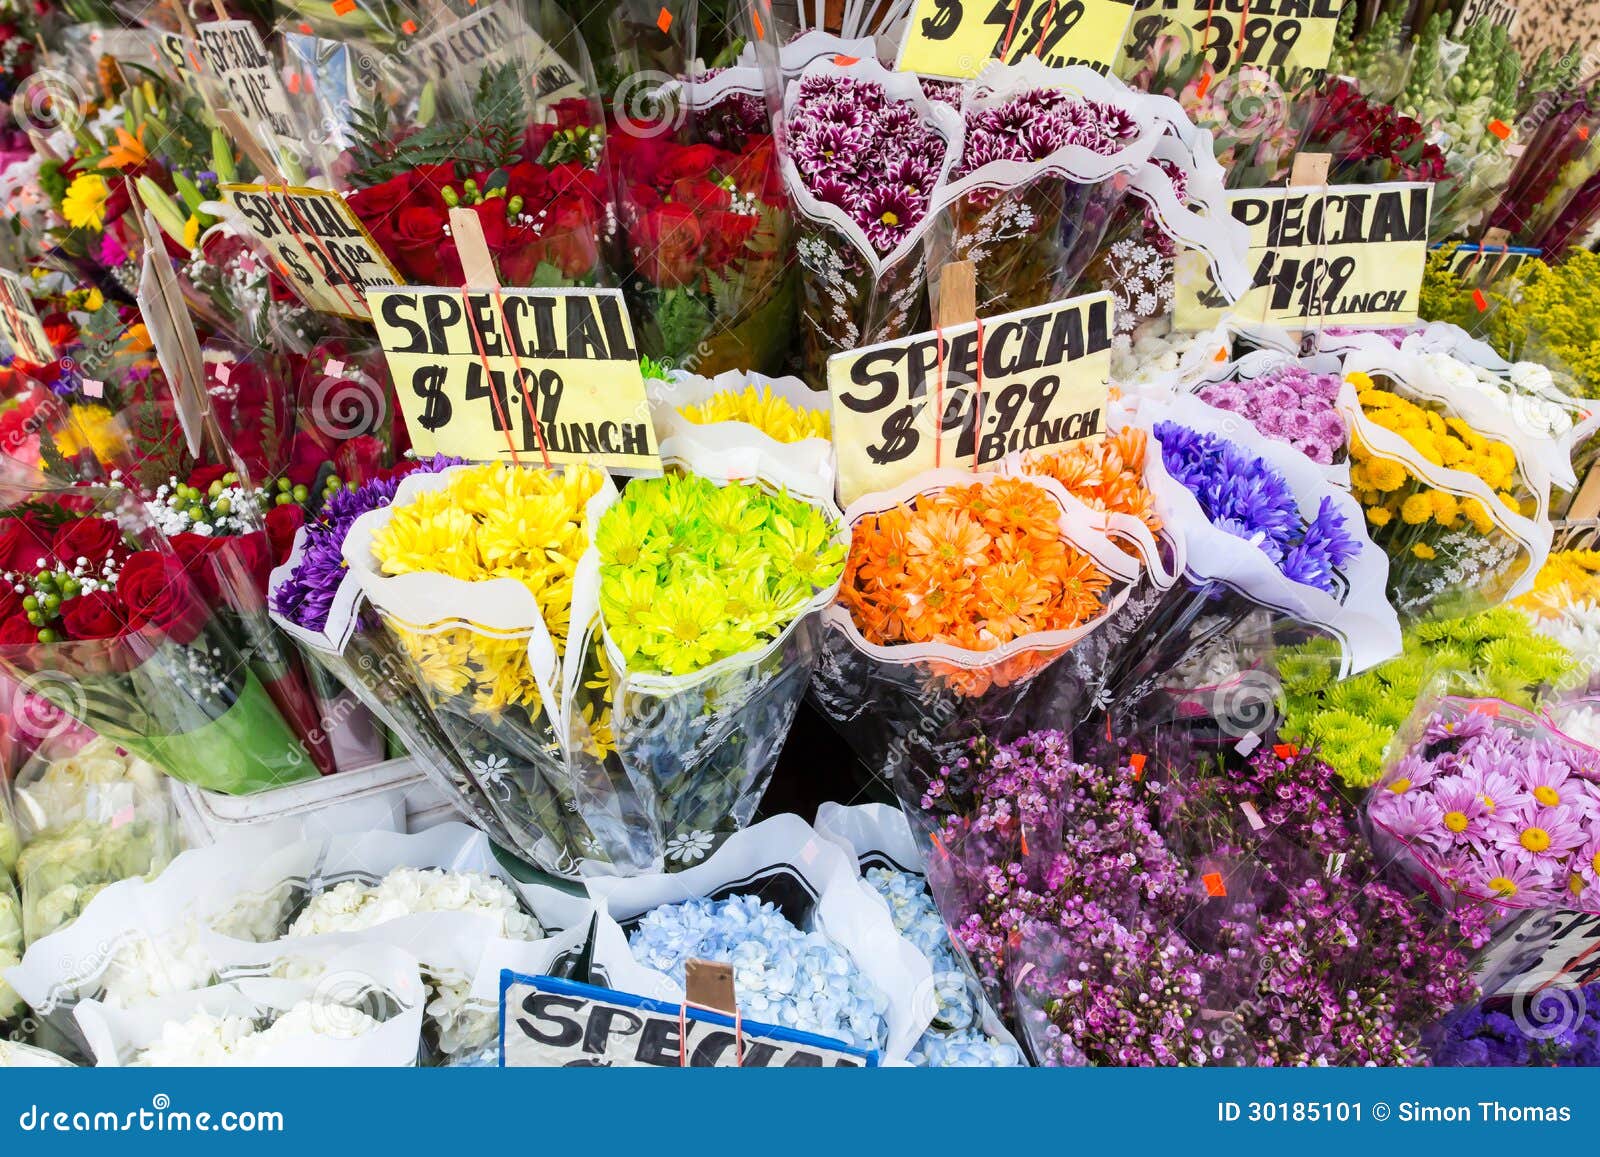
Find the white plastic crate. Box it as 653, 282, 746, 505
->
171, 756, 453, 846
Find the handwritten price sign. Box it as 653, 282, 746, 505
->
1120, 0, 1343, 77
194, 21, 300, 153
372, 286, 661, 473
896, 0, 1136, 79
221, 185, 402, 321
1453, 0, 1517, 36
410, 5, 584, 106
0, 266, 53, 365
828, 292, 1112, 505
1175, 182, 1433, 330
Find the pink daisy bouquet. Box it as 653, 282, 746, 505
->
1369, 697, 1600, 917
779, 60, 961, 385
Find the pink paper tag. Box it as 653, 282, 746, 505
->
110, 805, 135, 830
82, 379, 104, 398
1240, 802, 1265, 832
324, 358, 346, 378
214, 362, 232, 383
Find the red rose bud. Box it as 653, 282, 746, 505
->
0, 613, 40, 646
51, 516, 124, 569
265, 505, 305, 568
59, 589, 129, 641
117, 551, 207, 645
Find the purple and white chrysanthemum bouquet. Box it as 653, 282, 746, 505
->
1093, 392, 1401, 732
928, 63, 1162, 318
929, 61, 1251, 326
780, 58, 963, 384
1369, 696, 1600, 918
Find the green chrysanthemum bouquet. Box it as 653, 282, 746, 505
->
584, 471, 847, 869
1276, 607, 1576, 789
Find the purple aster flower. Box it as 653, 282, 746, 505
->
1462, 845, 1557, 905
1490, 803, 1589, 864
270, 456, 459, 632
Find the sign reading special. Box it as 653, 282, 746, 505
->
829, 291, 1113, 506
193, 21, 299, 152
221, 185, 403, 320
0, 267, 54, 365
500, 974, 877, 1068
1453, 0, 1518, 36
410, 6, 584, 105
371, 286, 661, 472
1174, 182, 1433, 330
1120, 0, 1343, 77
896, 0, 1136, 79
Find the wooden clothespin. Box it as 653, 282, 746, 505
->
935, 259, 976, 331
448, 207, 502, 289
1478, 226, 1513, 283
684, 958, 737, 1015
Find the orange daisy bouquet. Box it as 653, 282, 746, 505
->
813, 469, 1141, 804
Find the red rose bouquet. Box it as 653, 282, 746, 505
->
343, 64, 612, 289
0, 483, 317, 794
610, 81, 795, 376
1299, 77, 1449, 186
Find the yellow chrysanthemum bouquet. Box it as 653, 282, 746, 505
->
1339, 348, 1553, 621
344, 461, 616, 874
647, 370, 834, 500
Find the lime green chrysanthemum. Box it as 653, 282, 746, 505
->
596, 474, 845, 676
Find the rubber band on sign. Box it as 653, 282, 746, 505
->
493, 288, 552, 469
460, 287, 521, 466
678, 1000, 743, 1067
279, 187, 366, 314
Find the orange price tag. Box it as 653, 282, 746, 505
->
331, 0, 355, 14
1272, 743, 1298, 759
1581, 126, 1591, 141
656, 7, 673, 32
1473, 288, 1489, 312
834, 54, 860, 65
1196, 71, 1212, 98
1202, 872, 1227, 897
1129, 752, 1147, 780
1470, 701, 1502, 717
1487, 119, 1511, 141
401, 19, 417, 33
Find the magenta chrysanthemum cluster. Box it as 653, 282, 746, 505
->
953, 89, 1141, 180
788, 75, 946, 253
1197, 364, 1348, 465
1370, 705, 1600, 910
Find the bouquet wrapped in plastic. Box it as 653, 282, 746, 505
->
9, 734, 180, 945
779, 57, 962, 385
610, 67, 795, 376
343, 455, 847, 876
0, 481, 317, 794
810, 468, 1143, 807
1369, 695, 1600, 918
926, 61, 1164, 318
1485, 82, 1600, 251
1340, 349, 1554, 619
1092, 392, 1401, 732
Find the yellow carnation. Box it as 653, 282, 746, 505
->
1412, 542, 1437, 560
1366, 506, 1393, 528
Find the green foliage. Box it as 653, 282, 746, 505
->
346, 64, 529, 188
1278, 608, 1576, 788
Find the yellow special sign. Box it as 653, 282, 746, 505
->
828, 292, 1113, 506
1119, 0, 1343, 77
222, 185, 404, 321
1174, 183, 1433, 331
371, 286, 661, 473
896, 0, 1136, 79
